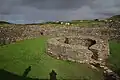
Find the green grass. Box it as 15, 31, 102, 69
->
32, 20, 104, 28
0, 20, 104, 28
108, 41, 120, 71
45, 20, 103, 27
0, 36, 103, 80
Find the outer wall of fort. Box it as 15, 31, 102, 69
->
0, 24, 119, 64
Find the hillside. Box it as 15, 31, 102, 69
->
108, 15, 120, 21
0, 21, 12, 24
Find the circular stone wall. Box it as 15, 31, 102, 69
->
47, 35, 109, 64
57, 36, 96, 47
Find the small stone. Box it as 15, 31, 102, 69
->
79, 61, 83, 63
109, 20, 112, 22
104, 67, 108, 70
57, 57, 59, 59
100, 65, 104, 68
61, 22, 63, 24
104, 71, 106, 73
47, 51, 51, 53
101, 41, 104, 42
106, 69, 113, 73
72, 59, 75, 62
99, 58, 103, 61
48, 48, 51, 51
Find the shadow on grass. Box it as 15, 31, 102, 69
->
0, 69, 37, 80
22, 66, 31, 78
0, 69, 49, 80
49, 70, 57, 80
0, 68, 91, 80
0, 66, 58, 80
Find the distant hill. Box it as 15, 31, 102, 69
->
108, 15, 120, 20
0, 21, 12, 24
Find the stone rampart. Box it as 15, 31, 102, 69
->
0, 25, 110, 45
0, 24, 111, 64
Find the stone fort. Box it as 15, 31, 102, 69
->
0, 24, 119, 64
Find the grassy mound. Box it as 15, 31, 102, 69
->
0, 36, 103, 80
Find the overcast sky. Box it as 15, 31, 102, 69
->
0, 0, 120, 24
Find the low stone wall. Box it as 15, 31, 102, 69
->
0, 25, 110, 45
47, 37, 92, 63
109, 28, 120, 40
0, 24, 119, 45
0, 25, 45, 45
47, 27, 108, 38
47, 35, 109, 64
56, 36, 95, 47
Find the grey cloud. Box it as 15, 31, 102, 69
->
0, 0, 22, 15
89, 0, 120, 16
114, 0, 120, 7
68, 6, 108, 20
0, 0, 120, 24
21, 0, 92, 10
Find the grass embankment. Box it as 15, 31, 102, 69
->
108, 41, 120, 73
0, 36, 103, 80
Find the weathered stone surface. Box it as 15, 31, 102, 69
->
47, 35, 109, 64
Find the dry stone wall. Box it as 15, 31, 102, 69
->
47, 37, 92, 62
47, 35, 109, 64
0, 25, 110, 45
0, 25, 46, 45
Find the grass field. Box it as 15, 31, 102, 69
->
0, 36, 103, 80
0, 20, 104, 28
41, 20, 103, 27
108, 41, 120, 72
